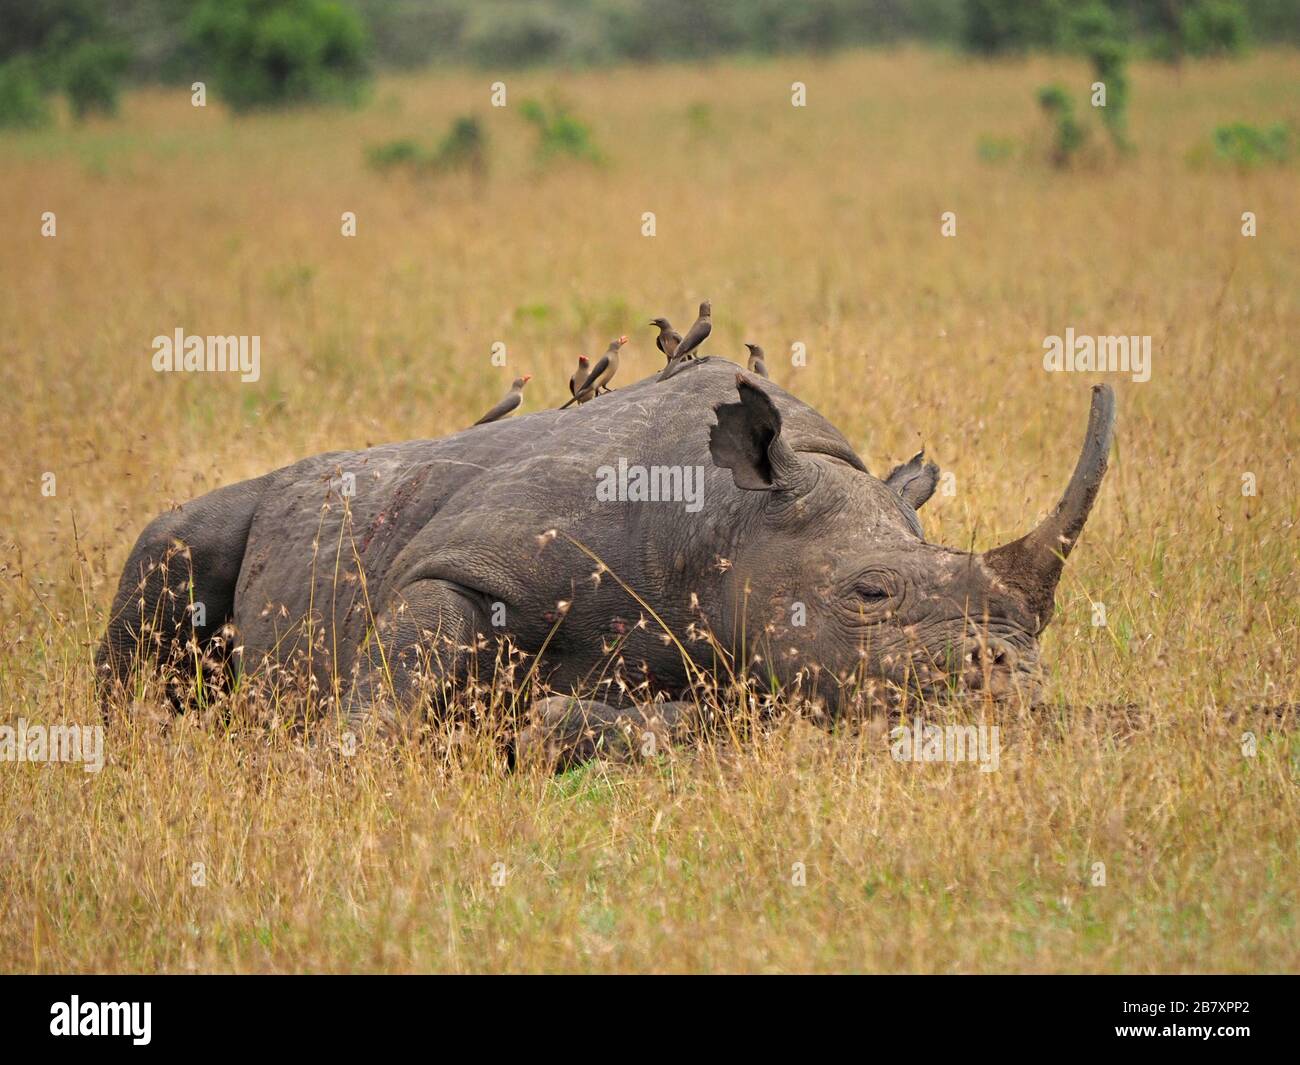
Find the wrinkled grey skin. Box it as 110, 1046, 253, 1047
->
97, 358, 1114, 754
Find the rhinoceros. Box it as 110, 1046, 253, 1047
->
96, 358, 1114, 758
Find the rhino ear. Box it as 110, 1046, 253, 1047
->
710, 375, 812, 493
885, 450, 940, 510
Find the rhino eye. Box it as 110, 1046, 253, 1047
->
853, 581, 893, 604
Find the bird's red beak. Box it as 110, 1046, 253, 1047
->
523, 375, 532, 383
619, 335, 629, 345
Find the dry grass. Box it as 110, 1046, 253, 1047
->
0, 48, 1297, 973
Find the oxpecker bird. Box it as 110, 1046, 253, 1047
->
674, 300, 711, 361
561, 336, 627, 409
657, 300, 711, 382
744, 343, 768, 378
473, 375, 530, 425
568, 355, 591, 402
649, 317, 682, 361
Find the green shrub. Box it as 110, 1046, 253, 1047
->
1037, 83, 1087, 167
1183, 1, 1250, 56
367, 117, 488, 178
519, 97, 602, 164
0, 57, 52, 130
366, 137, 427, 171
1066, 2, 1130, 152
1212, 122, 1291, 167
432, 116, 486, 175
188, 0, 371, 112
61, 40, 129, 120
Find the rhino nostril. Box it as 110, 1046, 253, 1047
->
964, 641, 1014, 672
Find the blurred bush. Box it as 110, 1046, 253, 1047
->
434, 115, 487, 175
1183, 1, 1251, 56
1066, 2, 1130, 152
61, 40, 131, 119
520, 97, 602, 163
1211, 121, 1292, 166
0, 57, 53, 130
0, 0, 131, 127
367, 115, 487, 177
367, 136, 426, 170
188, 0, 372, 111
963, 0, 1275, 57
1037, 83, 1088, 167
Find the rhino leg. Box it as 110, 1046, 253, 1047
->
512, 696, 700, 772
345, 577, 492, 734
96, 477, 266, 714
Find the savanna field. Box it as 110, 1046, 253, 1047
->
0, 49, 1297, 973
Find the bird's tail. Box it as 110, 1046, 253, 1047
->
559, 397, 576, 410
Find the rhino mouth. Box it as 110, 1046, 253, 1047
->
836, 638, 1044, 713
920, 658, 1044, 707
840, 671, 1044, 716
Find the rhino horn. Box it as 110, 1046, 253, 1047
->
983, 384, 1116, 632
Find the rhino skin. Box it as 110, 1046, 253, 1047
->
96, 357, 1115, 755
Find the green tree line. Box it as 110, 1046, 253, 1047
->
1, 0, 1296, 125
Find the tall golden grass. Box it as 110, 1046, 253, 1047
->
0, 48, 1296, 972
